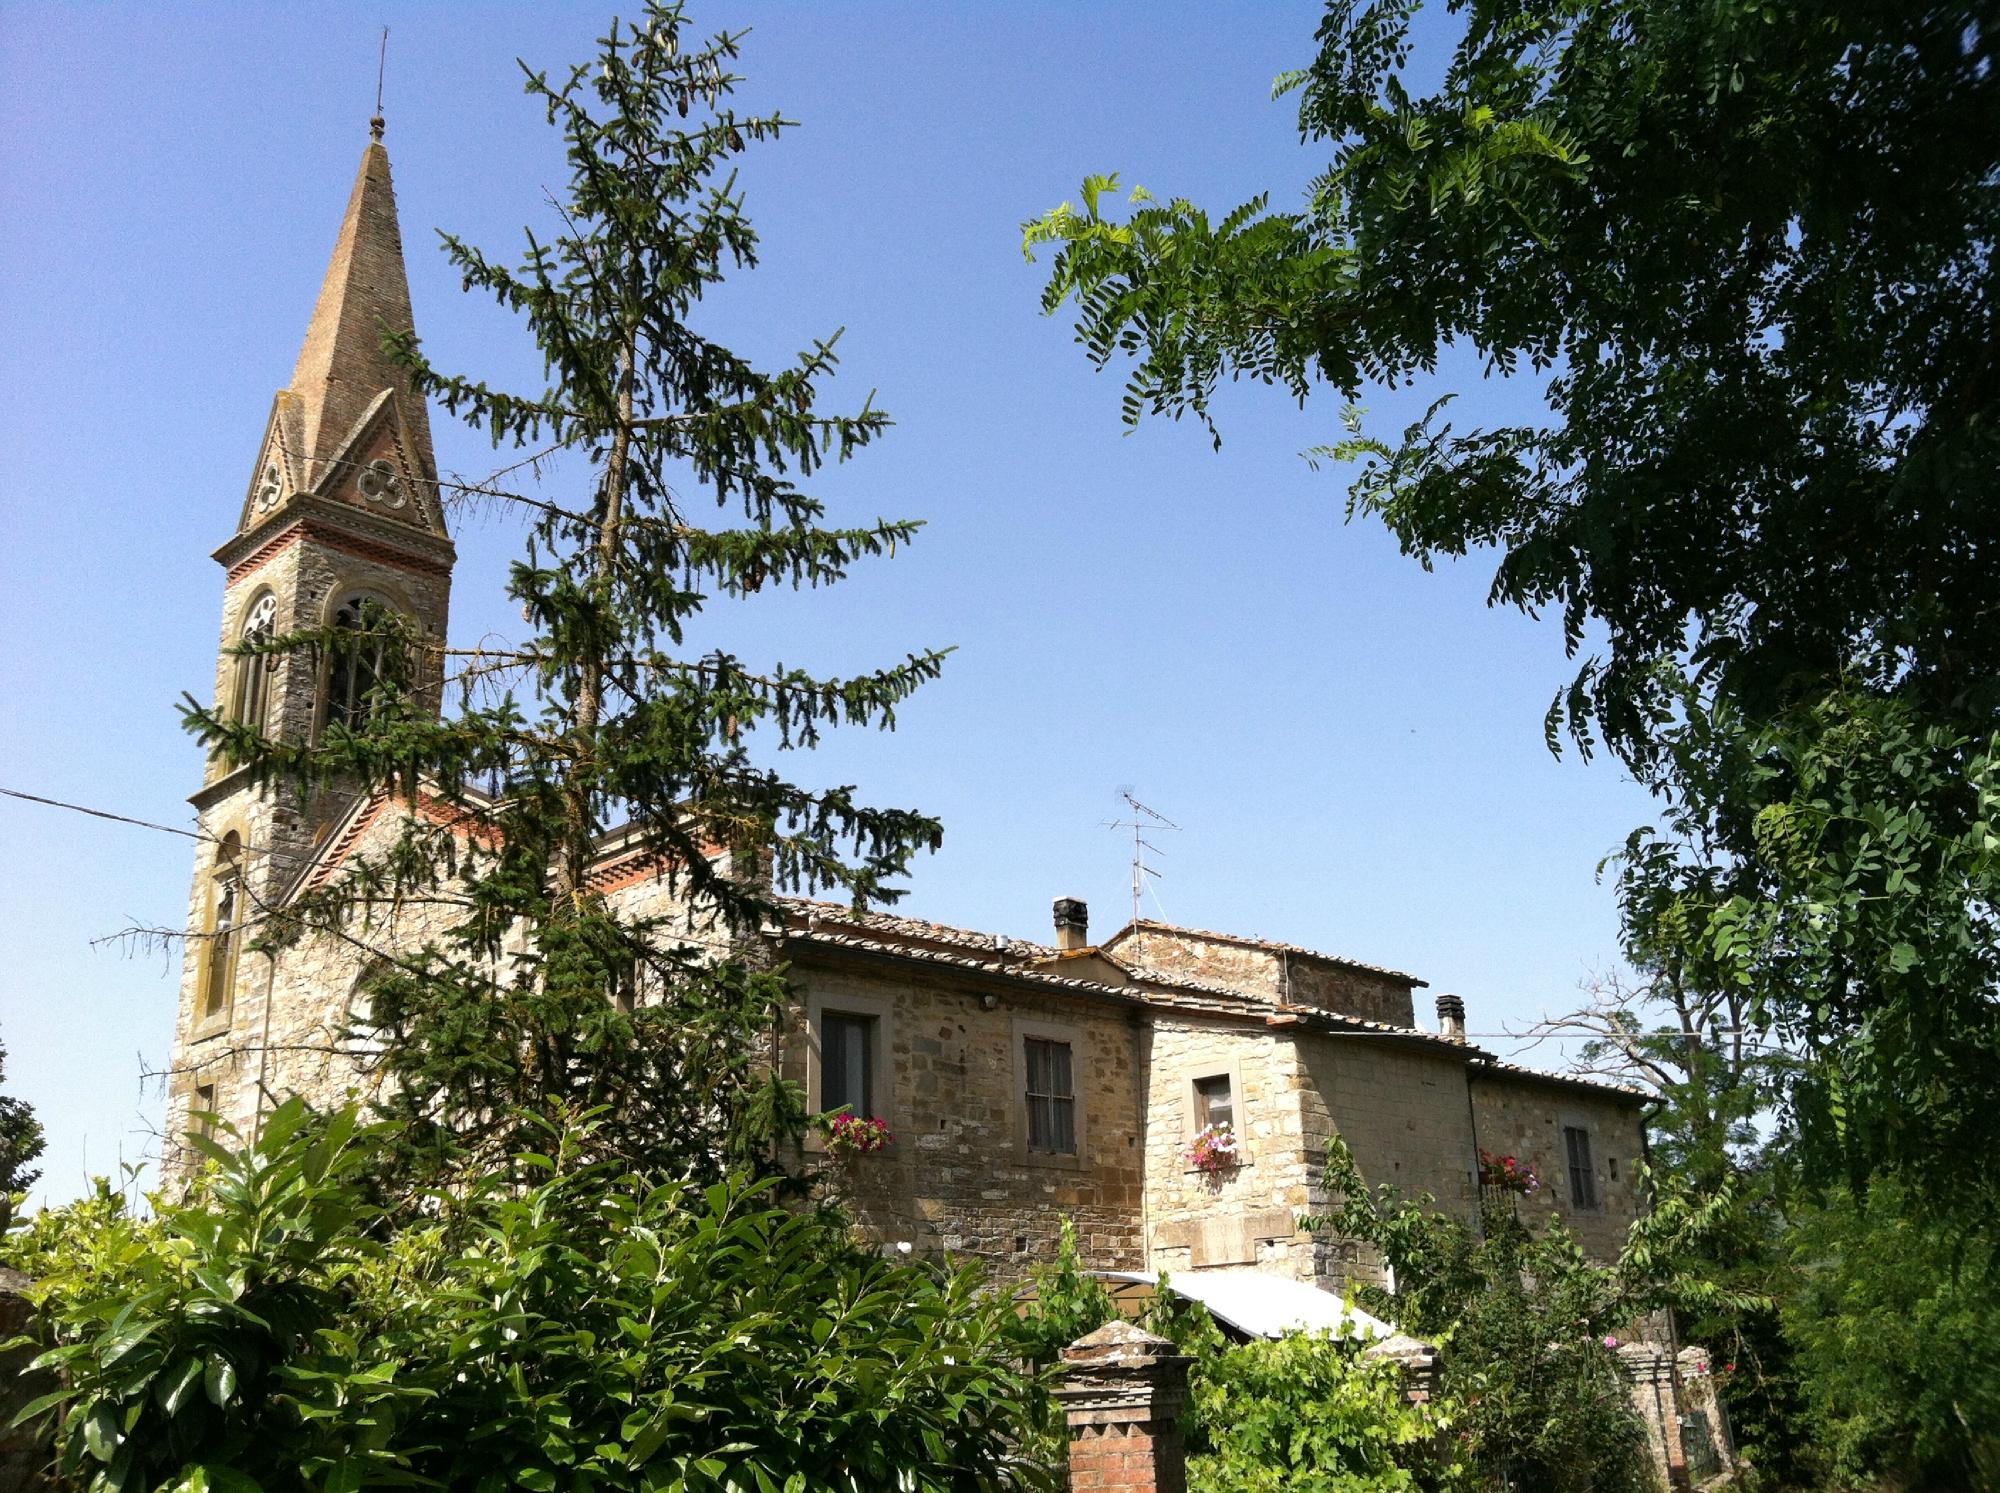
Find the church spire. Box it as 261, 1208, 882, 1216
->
281, 130, 437, 507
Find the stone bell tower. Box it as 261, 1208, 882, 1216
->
169, 121, 453, 1152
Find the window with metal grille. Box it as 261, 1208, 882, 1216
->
1024, 1037, 1076, 1154
1194, 1073, 1234, 1133
821, 1011, 875, 1118
1564, 1125, 1597, 1208
322, 593, 403, 732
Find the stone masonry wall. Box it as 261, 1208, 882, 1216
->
1470, 1077, 1647, 1259
784, 960, 1147, 1283
1109, 927, 1416, 1027
173, 517, 455, 1172
1294, 1034, 1480, 1290
167, 807, 714, 1180
1141, 1018, 1316, 1280
167, 837, 466, 1176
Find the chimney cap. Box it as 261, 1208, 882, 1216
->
1052, 897, 1089, 951
1435, 992, 1467, 1041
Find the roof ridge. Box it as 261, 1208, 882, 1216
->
1108, 917, 1425, 986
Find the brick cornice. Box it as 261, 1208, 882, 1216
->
217, 500, 455, 586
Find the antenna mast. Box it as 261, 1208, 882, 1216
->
1107, 789, 1179, 925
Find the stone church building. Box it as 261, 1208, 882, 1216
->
167, 130, 1648, 1295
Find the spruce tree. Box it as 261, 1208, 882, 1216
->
190, 2, 945, 1183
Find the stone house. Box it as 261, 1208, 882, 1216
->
166, 128, 1649, 1296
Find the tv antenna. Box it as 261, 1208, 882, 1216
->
1106, 789, 1179, 925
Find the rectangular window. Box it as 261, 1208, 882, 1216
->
1194, 1073, 1234, 1132
1024, 1037, 1077, 1154
192, 1082, 217, 1139
1564, 1125, 1597, 1208
821, 1011, 876, 1118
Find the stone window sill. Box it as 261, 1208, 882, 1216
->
190, 1017, 234, 1044
1020, 1146, 1087, 1172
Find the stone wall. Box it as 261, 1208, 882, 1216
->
1295, 1033, 1480, 1289
1107, 926, 1416, 1027
1620, 1341, 1737, 1488
783, 958, 1148, 1281
166, 805, 715, 1181
1470, 1075, 1647, 1258
1142, 1018, 1315, 1279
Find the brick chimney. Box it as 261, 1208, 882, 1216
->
1436, 993, 1466, 1042
1055, 1320, 1191, 1493
1053, 897, 1089, 952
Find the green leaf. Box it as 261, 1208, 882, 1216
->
204, 1354, 239, 1408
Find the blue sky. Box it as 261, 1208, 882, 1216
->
0, 2, 1657, 1207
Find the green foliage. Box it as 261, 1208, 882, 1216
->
1184, 1335, 1440, 1493
1017, 1221, 1444, 1491
6, 1100, 1053, 1491
181, 1, 947, 1185
1026, 0, 2000, 1211
0, 1033, 46, 1206
1615, 684, 2000, 1207
1018, 1219, 1120, 1367
1304, 1138, 1756, 1493
0, 1175, 141, 1286
1783, 1179, 2000, 1491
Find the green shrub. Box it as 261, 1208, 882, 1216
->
6, 1100, 1053, 1492
1304, 1139, 1690, 1493
1785, 1182, 2000, 1490
1183, 1333, 1442, 1493
1019, 1221, 1443, 1492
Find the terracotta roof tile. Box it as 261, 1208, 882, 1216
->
1106, 917, 1426, 987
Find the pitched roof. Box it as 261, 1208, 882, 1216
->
1104, 917, 1426, 988
777, 909, 1643, 1100
777, 897, 1057, 961
276, 804, 1640, 1103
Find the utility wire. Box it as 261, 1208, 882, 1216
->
0, 788, 1785, 1054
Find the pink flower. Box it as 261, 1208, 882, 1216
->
1185, 1122, 1240, 1172
1603, 1335, 1620, 1349
824, 1113, 893, 1157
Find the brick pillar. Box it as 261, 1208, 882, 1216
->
1055, 1320, 1191, 1493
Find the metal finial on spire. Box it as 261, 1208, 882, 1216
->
370, 26, 389, 139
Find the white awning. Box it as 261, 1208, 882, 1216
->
1097, 1269, 1396, 1342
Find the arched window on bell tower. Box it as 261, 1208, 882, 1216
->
320, 590, 407, 734
233, 592, 279, 736
200, 833, 245, 1020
